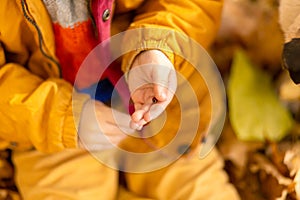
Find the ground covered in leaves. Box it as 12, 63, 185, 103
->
218, 120, 300, 200
212, 0, 300, 199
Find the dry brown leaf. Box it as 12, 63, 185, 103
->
250, 153, 296, 199
283, 143, 300, 199
251, 153, 292, 186
295, 172, 300, 199
283, 143, 300, 176
265, 142, 290, 176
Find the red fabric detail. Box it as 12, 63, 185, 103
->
53, 21, 99, 86
91, 0, 113, 41
91, 0, 134, 113
52, 0, 133, 112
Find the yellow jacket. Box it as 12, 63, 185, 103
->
0, 0, 222, 153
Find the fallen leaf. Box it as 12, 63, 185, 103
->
283, 143, 300, 199
250, 153, 294, 199
227, 50, 294, 142
250, 153, 292, 186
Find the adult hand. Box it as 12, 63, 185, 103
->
128, 50, 177, 130
78, 100, 134, 151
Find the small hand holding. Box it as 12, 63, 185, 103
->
78, 100, 134, 151
128, 50, 177, 130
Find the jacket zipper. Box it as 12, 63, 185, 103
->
20, 0, 62, 78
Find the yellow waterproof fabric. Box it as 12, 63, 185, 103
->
0, 0, 222, 153
0, 0, 89, 152
13, 148, 240, 200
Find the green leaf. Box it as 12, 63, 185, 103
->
228, 50, 294, 141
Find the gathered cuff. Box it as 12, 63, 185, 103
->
120, 26, 187, 80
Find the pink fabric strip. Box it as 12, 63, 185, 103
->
92, 0, 134, 114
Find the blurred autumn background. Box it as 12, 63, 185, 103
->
211, 0, 300, 199
0, 0, 299, 199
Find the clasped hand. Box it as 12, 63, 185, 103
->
128, 50, 177, 130
78, 50, 176, 150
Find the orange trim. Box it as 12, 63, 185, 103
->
53, 20, 99, 86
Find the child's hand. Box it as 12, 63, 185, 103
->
78, 100, 134, 151
128, 50, 177, 130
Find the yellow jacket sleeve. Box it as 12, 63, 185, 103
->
0, 62, 89, 153
121, 0, 223, 72
0, 0, 90, 153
